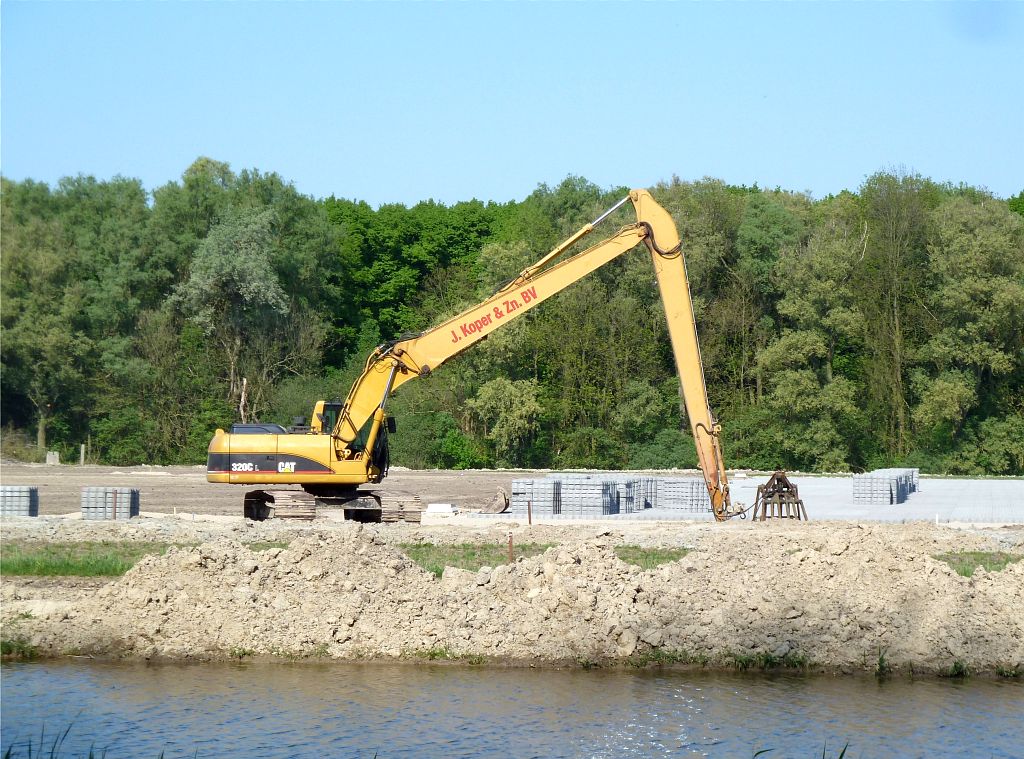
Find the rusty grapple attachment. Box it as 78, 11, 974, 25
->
751, 471, 808, 521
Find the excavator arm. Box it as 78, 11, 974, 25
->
333, 190, 734, 519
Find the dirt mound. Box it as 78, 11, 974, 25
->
24, 522, 1024, 674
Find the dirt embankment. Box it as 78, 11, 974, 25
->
10, 521, 1023, 675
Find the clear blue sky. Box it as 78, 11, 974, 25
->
2, 1, 1021, 206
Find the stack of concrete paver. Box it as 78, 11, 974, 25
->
563, 479, 620, 516
0, 486, 39, 517
558, 474, 640, 513
510, 479, 558, 514
852, 468, 919, 505
510, 476, 621, 517
81, 487, 140, 520
509, 473, 714, 517
653, 477, 713, 512
638, 477, 659, 510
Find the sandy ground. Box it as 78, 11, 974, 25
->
0, 462, 530, 515
2, 464, 1023, 673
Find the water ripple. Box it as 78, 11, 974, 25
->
2, 662, 1023, 758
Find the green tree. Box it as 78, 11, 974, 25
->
913, 195, 1024, 468
1008, 190, 1024, 218
172, 207, 289, 417
467, 377, 542, 467
856, 170, 941, 456
755, 192, 868, 469
1, 178, 97, 451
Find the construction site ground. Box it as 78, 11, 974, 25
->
1, 463, 1022, 675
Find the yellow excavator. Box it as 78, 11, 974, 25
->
208, 190, 740, 521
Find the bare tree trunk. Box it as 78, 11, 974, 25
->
239, 377, 249, 423
36, 409, 47, 451
891, 302, 907, 454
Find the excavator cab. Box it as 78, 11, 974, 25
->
310, 401, 343, 434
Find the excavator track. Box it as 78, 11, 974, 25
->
243, 489, 423, 523
244, 490, 318, 521
375, 490, 424, 523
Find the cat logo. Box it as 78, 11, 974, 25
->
277, 461, 297, 473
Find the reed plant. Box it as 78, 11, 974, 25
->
0, 722, 147, 759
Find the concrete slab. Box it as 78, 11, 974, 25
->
472, 475, 1024, 524
749, 475, 1024, 523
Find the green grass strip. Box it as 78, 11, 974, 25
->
614, 546, 689, 569
0, 539, 292, 577
933, 551, 1023, 577
399, 543, 691, 578
0, 541, 178, 577
399, 542, 553, 578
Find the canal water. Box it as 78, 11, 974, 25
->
1, 661, 1022, 758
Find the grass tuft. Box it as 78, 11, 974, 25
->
1, 634, 39, 660
731, 652, 756, 671
407, 646, 483, 665
996, 665, 1022, 678
939, 659, 970, 678
875, 648, 892, 679
267, 645, 303, 662
932, 551, 1023, 578
400, 542, 552, 579
729, 650, 807, 671
627, 648, 706, 668
614, 546, 689, 569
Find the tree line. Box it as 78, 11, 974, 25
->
2, 159, 1022, 475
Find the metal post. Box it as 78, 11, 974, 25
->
527, 499, 532, 526
507, 532, 514, 563
80, 444, 85, 466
